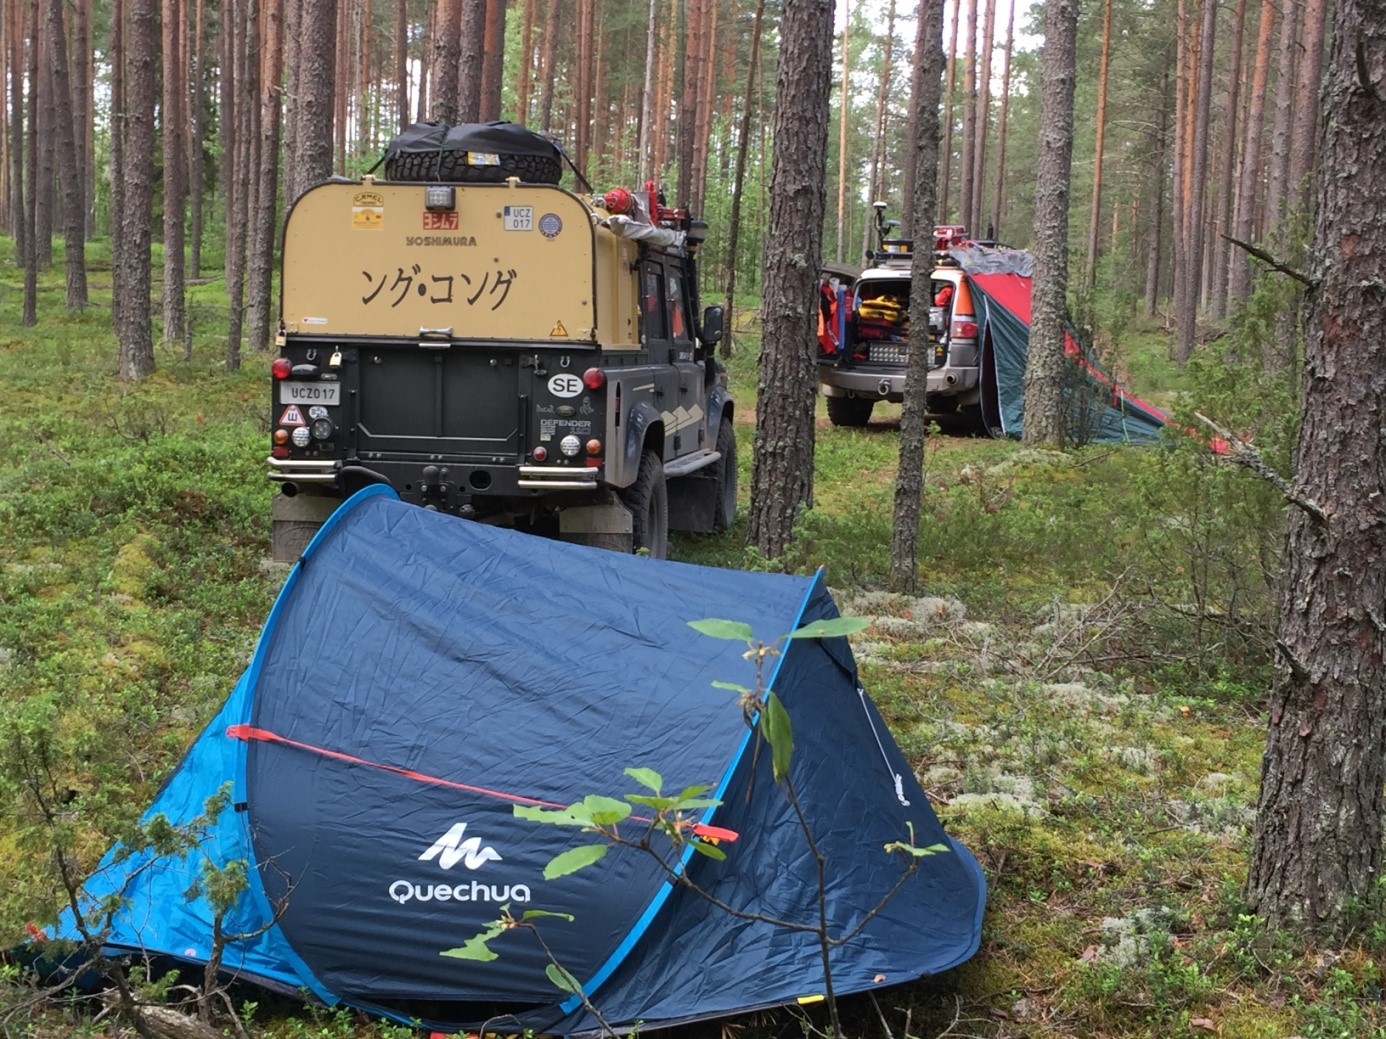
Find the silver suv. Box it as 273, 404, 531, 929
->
816, 221, 981, 428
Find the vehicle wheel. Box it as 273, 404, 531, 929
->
710, 417, 737, 531
827, 395, 874, 427
620, 450, 669, 559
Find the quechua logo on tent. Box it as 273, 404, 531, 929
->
418, 822, 503, 870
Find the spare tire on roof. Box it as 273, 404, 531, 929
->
384, 120, 563, 185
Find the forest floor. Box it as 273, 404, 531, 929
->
0, 259, 1380, 1039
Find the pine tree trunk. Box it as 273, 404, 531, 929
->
332, 0, 347, 171
1286, 0, 1327, 213
721, 0, 766, 356
21, 0, 37, 326
749, 0, 833, 560
935, 0, 961, 222
1228, 0, 1275, 304
678, 0, 704, 205
480, 0, 504, 121
573, 0, 594, 174
1176, 0, 1216, 364
294, 0, 336, 199
517, 0, 537, 123
108, 0, 124, 329
431, 0, 460, 121
1143, 61, 1170, 318
637, 0, 658, 177
958, 0, 977, 232
970, 0, 994, 232
861, 0, 896, 261
189, 0, 206, 277
888, 0, 944, 592
162, 0, 185, 341
47, 0, 85, 307
1086, 0, 1112, 286
118, 0, 157, 379
248, 0, 282, 351
1209, 0, 1247, 318
538, 0, 559, 133
458, 0, 484, 122
8, 0, 25, 264
33, 30, 51, 269
72, 0, 92, 241
834, 5, 850, 261
990, 0, 1013, 238
1021, 0, 1077, 445
1247, 0, 1386, 940
1263, 0, 1298, 234
902, 0, 928, 230
225, 0, 250, 372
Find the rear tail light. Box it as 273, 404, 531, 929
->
273, 428, 289, 445
532, 446, 548, 462
952, 319, 979, 339
582, 367, 606, 390
271, 357, 292, 379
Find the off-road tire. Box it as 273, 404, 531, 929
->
620, 450, 670, 559
710, 417, 737, 531
826, 395, 875, 427
386, 151, 562, 185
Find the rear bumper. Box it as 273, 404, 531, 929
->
817, 364, 979, 403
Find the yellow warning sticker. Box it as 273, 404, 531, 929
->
352, 206, 384, 230
549, 321, 569, 338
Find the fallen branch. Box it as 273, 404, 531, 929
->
1195, 412, 1329, 527
1222, 234, 1316, 289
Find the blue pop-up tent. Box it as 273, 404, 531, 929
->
51, 487, 985, 1034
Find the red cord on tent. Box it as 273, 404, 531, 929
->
225, 725, 738, 843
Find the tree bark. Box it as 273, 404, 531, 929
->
108, 0, 125, 330
430, 0, 460, 122
970, 0, 994, 232
458, 0, 485, 122
22, 0, 37, 326
989, 0, 1013, 239
1286, 0, 1327, 214
722, 0, 767, 356
1021, 0, 1077, 446
888, 0, 945, 592
958, 0, 977, 232
902, 0, 930, 229
117, 0, 157, 379
73, 0, 93, 241
861, 0, 896, 261
1208, 0, 1246, 318
1228, 0, 1275, 305
517, 0, 537, 123
395, 0, 408, 129
1176, 0, 1217, 365
248, 0, 283, 352
189, 0, 206, 277
480, 0, 505, 121
1247, 0, 1386, 940
294, 0, 336, 201
1085, 0, 1112, 286
749, 0, 833, 560
935, 0, 961, 223
1262, 0, 1298, 235
538, 0, 559, 134
45, 0, 85, 307
1143, 60, 1170, 318
637, 0, 659, 177
834, 4, 850, 261
162, 0, 185, 341
8, 0, 25, 265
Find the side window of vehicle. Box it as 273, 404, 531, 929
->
641, 265, 668, 342
667, 268, 693, 344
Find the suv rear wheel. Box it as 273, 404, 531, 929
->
710, 417, 737, 531
620, 450, 670, 559
827, 395, 875, 427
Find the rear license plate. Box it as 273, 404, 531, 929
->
280, 381, 341, 406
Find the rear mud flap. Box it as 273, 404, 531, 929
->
667, 472, 719, 534
271, 492, 340, 564
558, 493, 635, 553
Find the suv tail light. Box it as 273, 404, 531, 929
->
951, 319, 979, 339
